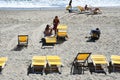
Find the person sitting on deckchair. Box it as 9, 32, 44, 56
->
44, 24, 53, 37
90, 28, 101, 40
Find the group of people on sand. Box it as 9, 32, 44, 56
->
66, 0, 102, 14
44, 16, 101, 41
44, 16, 60, 37
44, 16, 69, 39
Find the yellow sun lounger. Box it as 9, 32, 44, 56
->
111, 55, 120, 72
57, 24, 68, 39
46, 56, 62, 74
71, 53, 91, 74
31, 56, 46, 74
91, 55, 109, 73
0, 57, 8, 71
77, 6, 85, 12
18, 35, 28, 47
45, 36, 57, 44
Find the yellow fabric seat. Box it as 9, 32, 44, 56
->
32, 62, 45, 66
0, 57, 8, 62
45, 36, 57, 43
57, 24, 67, 30
0, 57, 8, 69
111, 55, 120, 64
57, 31, 67, 37
19, 36, 27, 42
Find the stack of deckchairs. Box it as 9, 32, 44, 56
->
31, 55, 63, 75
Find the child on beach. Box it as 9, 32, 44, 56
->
53, 16, 60, 35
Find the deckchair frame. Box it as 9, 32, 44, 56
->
71, 53, 91, 74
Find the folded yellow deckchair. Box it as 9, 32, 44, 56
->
18, 35, 28, 47
71, 53, 91, 74
111, 55, 120, 72
46, 56, 62, 74
0, 57, 8, 70
31, 56, 46, 74
91, 55, 109, 74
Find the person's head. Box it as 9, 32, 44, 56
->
96, 28, 99, 30
45, 24, 50, 31
55, 16, 58, 19
85, 4, 87, 7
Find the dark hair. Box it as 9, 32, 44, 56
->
55, 16, 58, 18
45, 24, 50, 31
96, 28, 99, 30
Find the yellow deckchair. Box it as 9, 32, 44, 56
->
111, 55, 120, 72
91, 55, 109, 74
77, 6, 85, 12
31, 56, 46, 74
71, 53, 91, 74
45, 36, 57, 44
0, 57, 8, 71
46, 56, 62, 74
18, 35, 28, 47
57, 24, 68, 39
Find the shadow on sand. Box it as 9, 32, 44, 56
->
11, 45, 27, 51
40, 37, 67, 49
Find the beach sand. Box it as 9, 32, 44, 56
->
0, 7, 120, 80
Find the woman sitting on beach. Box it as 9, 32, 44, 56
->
44, 24, 53, 37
